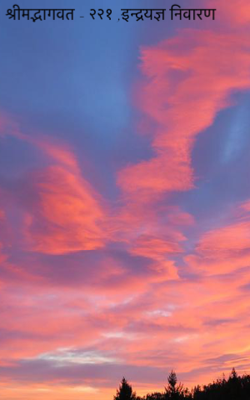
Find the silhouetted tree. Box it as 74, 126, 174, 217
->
144, 392, 164, 400
114, 377, 137, 400
164, 371, 187, 399
192, 368, 250, 400
114, 368, 250, 400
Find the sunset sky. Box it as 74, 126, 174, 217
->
1, 0, 250, 399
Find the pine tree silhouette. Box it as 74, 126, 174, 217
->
114, 377, 137, 400
114, 368, 250, 400
164, 370, 186, 399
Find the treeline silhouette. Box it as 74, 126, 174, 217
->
114, 369, 250, 399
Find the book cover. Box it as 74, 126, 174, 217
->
1, 0, 250, 399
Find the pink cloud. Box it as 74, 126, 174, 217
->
118, 31, 250, 197
130, 234, 183, 259
0, 119, 107, 255
221, 0, 250, 25
186, 200, 250, 275
25, 165, 106, 254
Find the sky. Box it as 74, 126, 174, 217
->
1, 0, 250, 399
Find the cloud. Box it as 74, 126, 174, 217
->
221, 0, 250, 25
0, 210, 8, 265
130, 234, 183, 259
0, 117, 107, 255
118, 30, 250, 197
25, 165, 106, 254
186, 200, 250, 275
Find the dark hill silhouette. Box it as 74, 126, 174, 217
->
114, 369, 250, 400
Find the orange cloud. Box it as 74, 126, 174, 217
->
130, 234, 183, 259
186, 201, 250, 275
0, 210, 8, 264
240, 200, 250, 212
0, 122, 107, 255
220, 0, 250, 25
118, 31, 250, 197
25, 165, 106, 254
0, 114, 109, 255
197, 221, 250, 256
